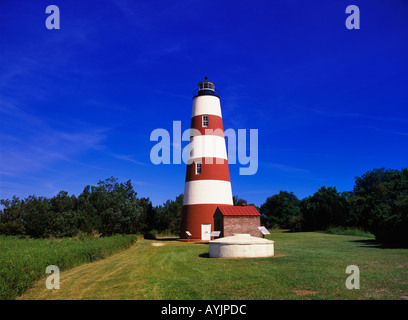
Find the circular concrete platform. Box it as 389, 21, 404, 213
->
209, 233, 274, 258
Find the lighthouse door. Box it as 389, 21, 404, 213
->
201, 224, 211, 241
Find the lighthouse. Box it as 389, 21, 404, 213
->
180, 78, 233, 241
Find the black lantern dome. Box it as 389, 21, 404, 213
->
193, 77, 220, 98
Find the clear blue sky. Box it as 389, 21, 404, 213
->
0, 0, 407, 207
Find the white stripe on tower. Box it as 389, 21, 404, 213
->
192, 95, 223, 117
183, 180, 233, 205
188, 135, 228, 161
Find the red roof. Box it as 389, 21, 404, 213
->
216, 205, 260, 216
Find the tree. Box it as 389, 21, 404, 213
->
233, 195, 247, 206
0, 196, 25, 235
301, 186, 351, 231
85, 177, 147, 236
76, 185, 99, 233
352, 168, 408, 245
49, 191, 76, 213
260, 191, 301, 229
154, 194, 184, 235
24, 195, 53, 238
0, 177, 153, 238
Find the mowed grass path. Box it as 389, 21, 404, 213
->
18, 231, 408, 300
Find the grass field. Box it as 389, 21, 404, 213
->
15, 231, 408, 300
0, 234, 137, 300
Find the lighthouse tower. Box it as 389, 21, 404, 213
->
180, 78, 233, 241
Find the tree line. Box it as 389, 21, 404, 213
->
1, 168, 407, 245
258, 168, 408, 245
0, 177, 183, 238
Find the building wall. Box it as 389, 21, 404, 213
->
222, 216, 261, 238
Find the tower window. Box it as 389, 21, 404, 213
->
195, 161, 202, 175
202, 115, 209, 127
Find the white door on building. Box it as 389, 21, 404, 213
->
201, 224, 211, 241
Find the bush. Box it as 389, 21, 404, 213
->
324, 226, 374, 238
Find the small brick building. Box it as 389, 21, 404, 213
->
213, 204, 261, 238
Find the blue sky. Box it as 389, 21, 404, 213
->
0, 0, 407, 207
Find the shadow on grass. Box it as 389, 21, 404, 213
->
151, 237, 179, 242
143, 233, 179, 241
351, 239, 408, 249
199, 253, 210, 258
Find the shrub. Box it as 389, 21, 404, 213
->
324, 226, 374, 238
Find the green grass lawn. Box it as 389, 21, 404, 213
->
16, 231, 408, 300
0, 234, 137, 300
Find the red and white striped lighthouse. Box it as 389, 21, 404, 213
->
180, 78, 233, 241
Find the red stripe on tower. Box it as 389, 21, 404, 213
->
180, 78, 233, 241
190, 115, 225, 137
